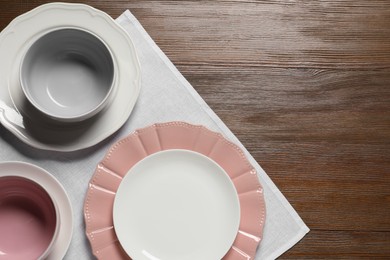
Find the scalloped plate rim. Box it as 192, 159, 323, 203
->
84, 121, 265, 259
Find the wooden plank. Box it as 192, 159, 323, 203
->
126, 1, 390, 69
281, 230, 390, 259
182, 66, 390, 142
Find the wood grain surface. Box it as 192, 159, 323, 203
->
1, 0, 389, 259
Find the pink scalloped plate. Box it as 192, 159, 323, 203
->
84, 122, 266, 259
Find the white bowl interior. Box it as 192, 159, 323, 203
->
21, 28, 114, 121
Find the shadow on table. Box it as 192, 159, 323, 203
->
0, 119, 121, 161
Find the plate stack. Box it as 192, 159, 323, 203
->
0, 3, 141, 152
85, 122, 266, 260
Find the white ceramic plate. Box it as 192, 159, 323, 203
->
0, 161, 73, 260
85, 122, 266, 260
113, 150, 240, 260
0, 3, 141, 151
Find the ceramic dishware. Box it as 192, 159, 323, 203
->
85, 122, 266, 260
0, 161, 73, 259
0, 175, 59, 259
114, 149, 240, 260
19, 27, 115, 123
0, 3, 141, 151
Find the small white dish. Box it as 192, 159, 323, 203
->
20, 27, 115, 123
113, 149, 240, 260
0, 161, 73, 260
0, 3, 140, 151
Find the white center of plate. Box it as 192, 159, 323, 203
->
113, 149, 240, 260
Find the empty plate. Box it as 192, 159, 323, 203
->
113, 149, 240, 260
84, 122, 266, 260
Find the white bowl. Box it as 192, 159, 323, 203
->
20, 27, 115, 123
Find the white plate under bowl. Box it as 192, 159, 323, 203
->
113, 149, 240, 260
0, 3, 141, 151
0, 161, 73, 260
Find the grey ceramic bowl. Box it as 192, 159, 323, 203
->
20, 28, 115, 123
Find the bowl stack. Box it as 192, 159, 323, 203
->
0, 3, 141, 152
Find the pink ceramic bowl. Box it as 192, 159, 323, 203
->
0, 176, 59, 260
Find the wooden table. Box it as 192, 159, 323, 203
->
1, 1, 389, 258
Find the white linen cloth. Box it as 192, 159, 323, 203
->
0, 10, 309, 260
